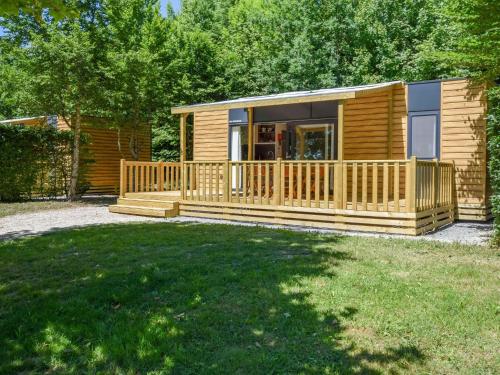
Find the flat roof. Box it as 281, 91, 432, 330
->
0, 116, 46, 124
171, 81, 403, 114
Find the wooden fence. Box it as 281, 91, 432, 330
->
119, 160, 181, 195
120, 157, 454, 214
415, 160, 455, 211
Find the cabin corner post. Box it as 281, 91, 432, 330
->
387, 87, 394, 159
179, 113, 188, 199
387, 88, 394, 195
338, 101, 344, 161
179, 113, 188, 163
336, 101, 344, 209
119, 159, 126, 198
247, 107, 254, 160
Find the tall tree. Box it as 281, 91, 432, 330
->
26, 23, 105, 199
0, 0, 75, 19
102, 0, 162, 160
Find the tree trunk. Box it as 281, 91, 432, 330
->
68, 104, 81, 201
129, 120, 140, 161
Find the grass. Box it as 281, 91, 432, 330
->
0, 223, 498, 374
0, 197, 116, 218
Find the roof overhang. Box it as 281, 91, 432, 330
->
171, 81, 403, 114
0, 116, 46, 124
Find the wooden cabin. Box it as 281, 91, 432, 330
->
0, 115, 151, 194
110, 78, 491, 235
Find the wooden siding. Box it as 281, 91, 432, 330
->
344, 85, 407, 160
58, 117, 151, 194
193, 110, 229, 160
188, 80, 490, 221
440, 79, 489, 220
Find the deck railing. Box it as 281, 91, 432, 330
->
415, 160, 455, 211
120, 157, 454, 213
119, 160, 181, 196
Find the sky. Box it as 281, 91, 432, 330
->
163, 0, 182, 14
0, 1, 182, 36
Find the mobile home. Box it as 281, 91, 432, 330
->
110, 78, 491, 234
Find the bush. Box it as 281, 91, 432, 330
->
0, 124, 88, 201
487, 86, 500, 244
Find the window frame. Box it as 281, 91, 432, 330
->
407, 110, 440, 160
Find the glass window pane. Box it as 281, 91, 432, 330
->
230, 126, 248, 161
411, 115, 436, 159
291, 124, 335, 160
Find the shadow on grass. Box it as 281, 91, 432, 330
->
0, 223, 425, 373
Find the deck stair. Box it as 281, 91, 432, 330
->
109, 196, 179, 218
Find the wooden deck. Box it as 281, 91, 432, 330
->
109, 158, 456, 235
111, 191, 454, 235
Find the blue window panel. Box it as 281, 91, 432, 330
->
408, 81, 441, 112
229, 108, 248, 125
408, 111, 440, 159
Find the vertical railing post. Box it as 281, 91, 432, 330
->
274, 158, 282, 206
158, 161, 164, 192
408, 156, 417, 212
119, 159, 126, 198
223, 159, 230, 202
433, 158, 439, 208
182, 161, 187, 200
334, 161, 344, 209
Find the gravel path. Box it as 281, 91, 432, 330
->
0, 205, 494, 245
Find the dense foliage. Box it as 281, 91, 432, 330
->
486, 87, 500, 243
434, 0, 499, 241
0, 0, 459, 161
0, 124, 88, 201
0, 0, 74, 20
0, 0, 497, 232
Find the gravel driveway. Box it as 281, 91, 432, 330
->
0, 205, 493, 245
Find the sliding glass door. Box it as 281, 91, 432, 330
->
282, 123, 336, 160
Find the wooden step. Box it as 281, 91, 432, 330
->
109, 205, 178, 218
117, 198, 178, 209
124, 191, 181, 201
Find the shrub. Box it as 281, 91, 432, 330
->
487, 86, 500, 244
0, 124, 89, 201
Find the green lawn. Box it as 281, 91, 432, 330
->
0, 224, 498, 374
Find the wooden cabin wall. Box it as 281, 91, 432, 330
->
193, 110, 229, 160
440, 79, 490, 220
343, 86, 407, 160
4, 118, 46, 127
343, 86, 408, 199
344, 91, 389, 159
58, 117, 151, 194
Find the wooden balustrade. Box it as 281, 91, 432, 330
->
183, 161, 226, 202
120, 158, 455, 214
119, 159, 181, 196
415, 160, 455, 211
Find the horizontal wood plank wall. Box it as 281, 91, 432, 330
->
344, 87, 407, 160
344, 91, 390, 159
193, 110, 229, 161
58, 117, 151, 194
344, 88, 407, 198
390, 85, 408, 160
440, 80, 490, 220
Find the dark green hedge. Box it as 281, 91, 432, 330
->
487, 86, 500, 244
0, 124, 88, 201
